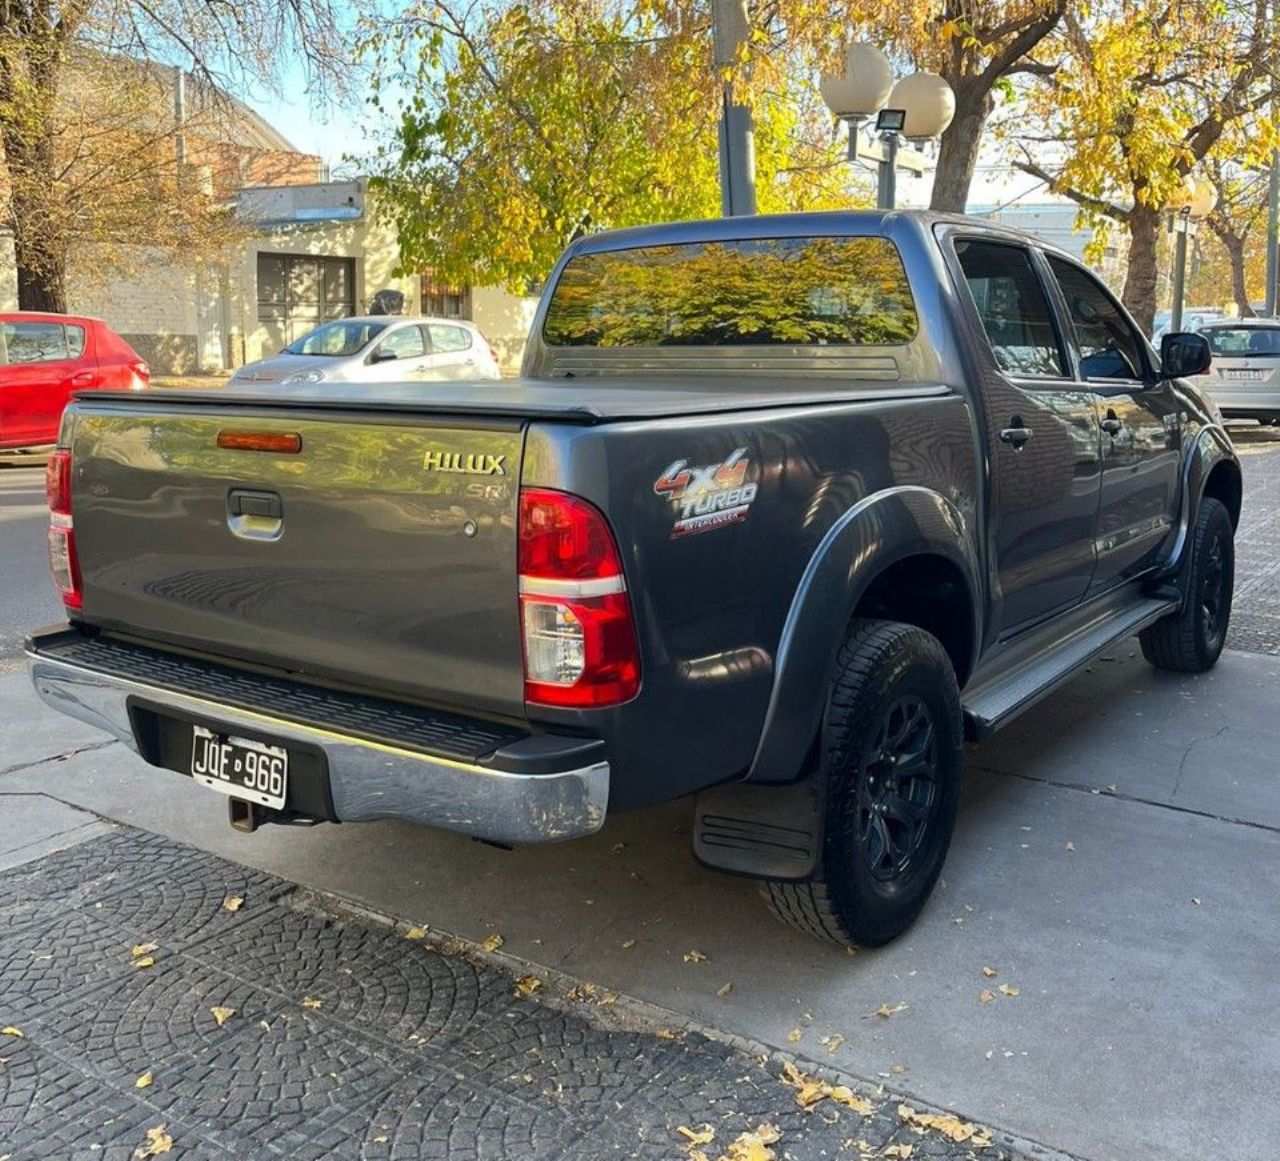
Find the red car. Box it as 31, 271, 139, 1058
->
1, 312, 150, 450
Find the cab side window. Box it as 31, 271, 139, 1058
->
1047, 257, 1147, 382
955, 240, 1065, 378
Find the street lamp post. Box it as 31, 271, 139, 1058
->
821, 45, 955, 209
1168, 176, 1218, 333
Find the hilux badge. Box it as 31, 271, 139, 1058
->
423, 451, 506, 475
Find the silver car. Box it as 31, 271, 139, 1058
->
229, 316, 502, 387
1198, 318, 1280, 424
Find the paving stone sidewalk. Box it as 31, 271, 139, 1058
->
0, 826, 1042, 1161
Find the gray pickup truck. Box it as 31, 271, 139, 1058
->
27, 211, 1240, 947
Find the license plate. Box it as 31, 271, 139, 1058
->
190, 725, 288, 810
1225, 369, 1265, 381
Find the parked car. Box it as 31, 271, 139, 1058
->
228, 316, 503, 387
1196, 317, 1280, 423
1152, 307, 1226, 343
27, 211, 1239, 948
0, 312, 149, 450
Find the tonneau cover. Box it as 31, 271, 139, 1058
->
76, 378, 950, 423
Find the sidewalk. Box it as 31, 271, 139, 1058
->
0, 816, 1030, 1161
3, 640, 1279, 1161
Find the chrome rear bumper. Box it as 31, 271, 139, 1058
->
26, 635, 608, 845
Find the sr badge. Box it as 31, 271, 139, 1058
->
654, 447, 758, 538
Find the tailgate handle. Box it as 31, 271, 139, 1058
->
227, 489, 283, 541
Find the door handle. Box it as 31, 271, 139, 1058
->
1100, 411, 1123, 435
998, 420, 1033, 449
70, 371, 96, 387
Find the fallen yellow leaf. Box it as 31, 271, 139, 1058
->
621, 939, 637, 950
135, 1070, 153, 1089
884, 1145, 913, 1159
981, 966, 998, 978
829, 1086, 874, 1115
677, 1124, 715, 1146
1, 1027, 22, 1038
404, 926, 427, 940
683, 949, 709, 964
134, 1124, 173, 1157
786, 1027, 804, 1044
210, 1007, 235, 1027
898, 1103, 986, 1143
133, 956, 155, 970
979, 989, 996, 1004
481, 933, 504, 953
716, 981, 733, 998
874, 1003, 908, 1019
721, 1123, 781, 1161
301, 997, 322, 1010
999, 984, 1020, 998
819, 1032, 845, 1052
656, 1027, 685, 1040
222, 896, 244, 913
131, 943, 158, 958
515, 976, 542, 998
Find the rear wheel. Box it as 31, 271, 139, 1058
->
761, 620, 964, 948
1139, 496, 1234, 673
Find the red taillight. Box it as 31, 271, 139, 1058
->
518, 488, 639, 707
45, 449, 81, 610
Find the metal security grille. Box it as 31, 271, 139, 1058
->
257, 253, 356, 348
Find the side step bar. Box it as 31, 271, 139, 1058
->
961, 595, 1176, 740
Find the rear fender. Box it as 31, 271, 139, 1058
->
745, 485, 979, 786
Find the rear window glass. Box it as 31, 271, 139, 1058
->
1204, 326, 1280, 356
541, 236, 918, 347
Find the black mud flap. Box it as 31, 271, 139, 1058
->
693, 774, 824, 881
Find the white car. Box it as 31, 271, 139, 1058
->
1197, 318, 1280, 424
229, 316, 503, 387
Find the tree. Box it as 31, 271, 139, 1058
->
763, 0, 1068, 212
1197, 158, 1269, 317
1015, 0, 1279, 333
361, 0, 864, 294
0, 0, 353, 312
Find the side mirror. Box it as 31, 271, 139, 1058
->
369, 348, 398, 363
1160, 332, 1211, 378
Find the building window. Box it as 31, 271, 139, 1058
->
421, 273, 471, 319
257, 253, 356, 347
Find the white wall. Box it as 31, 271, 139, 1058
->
470, 285, 540, 373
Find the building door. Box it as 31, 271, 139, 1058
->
257, 254, 356, 351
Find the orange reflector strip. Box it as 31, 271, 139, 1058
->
216, 431, 303, 454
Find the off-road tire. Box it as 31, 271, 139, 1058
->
761, 619, 964, 948
1139, 496, 1234, 673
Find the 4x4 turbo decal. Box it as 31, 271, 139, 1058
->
654, 447, 758, 537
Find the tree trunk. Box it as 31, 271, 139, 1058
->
1220, 232, 1256, 318
929, 84, 992, 214
13, 224, 67, 313
1122, 204, 1161, 336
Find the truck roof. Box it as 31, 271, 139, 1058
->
562, 208, 1050, 257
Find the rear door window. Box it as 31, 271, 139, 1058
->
428, 324, 472, 353
541, 236, 918, 347
954, 240, 1066, 378
1, 322, 73, 365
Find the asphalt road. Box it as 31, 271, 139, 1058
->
0, 461, 61, 674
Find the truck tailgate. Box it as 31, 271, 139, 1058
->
70, 403, 526, 717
